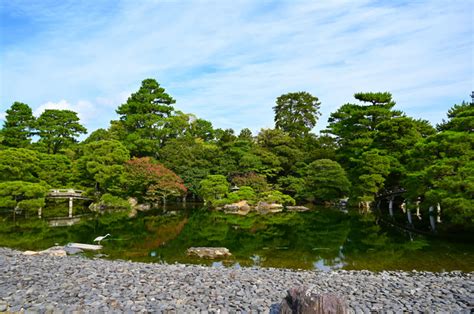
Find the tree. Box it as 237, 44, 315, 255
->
304, 159, 350, 202
238, 128, 254, 141
83, 128, 113, 144
115, 78, 176, 157
36, 109, 87, 154
159, 137, 220, 197
187, 117, 215, 141
273, 92, 321, 137
404, 102, 474, 226
353, 149, 391, 210
125, 157, 187, 204
37, 153, 73, 187
256, 128, 303, 179
0, 102, 35, 148
325, 92, 404, 205
260, 190, 296, 205
231, 172, 269, 193
0, 148, 39, 182
437, 101, 474, 132
325, 92, 402, 159
75, 140, 130, 196
198, 175, 229, 205
0, 181, 48, 219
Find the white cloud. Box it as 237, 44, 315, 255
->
33, 100, 98, 132
1, 1, 472, 135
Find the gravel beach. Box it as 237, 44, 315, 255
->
0, 247, 472, 313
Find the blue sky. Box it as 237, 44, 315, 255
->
1, 0, 473, 136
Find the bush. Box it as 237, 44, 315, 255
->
96, 194, 131, 212
260, 190, 296, 206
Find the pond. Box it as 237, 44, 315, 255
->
0, 204, 472, 272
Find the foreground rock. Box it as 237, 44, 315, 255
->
272, 287, 348, 314
187, 247, 232, 259
0, 247, 472, 313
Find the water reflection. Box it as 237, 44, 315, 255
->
0, 205, 473, 272
313, 246, 347, 271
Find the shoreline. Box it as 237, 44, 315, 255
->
0, 247, 472, 313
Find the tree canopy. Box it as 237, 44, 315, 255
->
1, 80, 471, 230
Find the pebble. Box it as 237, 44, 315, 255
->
0, 247, 472, 312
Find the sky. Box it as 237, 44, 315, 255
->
1, 0, 473, 137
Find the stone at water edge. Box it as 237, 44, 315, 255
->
22, 247, 67, 257
271, 286, 349, 314
186, 247, 232, 259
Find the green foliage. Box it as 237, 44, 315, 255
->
36, 109, 87, 154
231, 172, 269, 193
404, 109, 474, 226
217, 186, 258, 206
0, 148, 39, 182
37, 153, 73, 187
160, 137, 218, 196
99, 194, 131, 211
274, 91, 321, 137
260, 190, 296, 206
0, 78, 471, 232
115, 78, 176, 157
187, 118, 215, 141
198, 175, 229, 205
304, 159, 351, 202
75, 140, 130, 196
353, 149, 391, 202
238, 128, 253, 141
0, 181, 48, 213
437, 101, 474, 132
83, 128, 113, 144
0, 102, 35, 148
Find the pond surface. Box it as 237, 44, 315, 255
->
0, 204, 472, 272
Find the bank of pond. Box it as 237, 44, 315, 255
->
0, 203, 472, 272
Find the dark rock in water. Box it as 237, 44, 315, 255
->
274, 286, 348, 314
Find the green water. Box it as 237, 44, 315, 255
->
0, 205, 472, 272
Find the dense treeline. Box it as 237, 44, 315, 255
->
0, 79, 472, 228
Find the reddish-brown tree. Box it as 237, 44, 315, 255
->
125, 157, 187, 204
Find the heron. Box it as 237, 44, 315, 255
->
93, 234, 111, 245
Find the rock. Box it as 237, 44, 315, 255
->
0, 300, 8, 312
277, 286, 349, 314
23, 250, 40, 256
257, 202, 283, 214
186, 247, 232, 259
224, 201, 251, 215
63, 246, 83, 255
41, 248, 67, 257
23, 247, 67, 257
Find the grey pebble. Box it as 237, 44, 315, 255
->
0, 247, 472, 312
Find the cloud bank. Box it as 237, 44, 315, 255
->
1, 0, 472, 135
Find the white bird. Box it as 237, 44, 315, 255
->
93, 234, 111, 245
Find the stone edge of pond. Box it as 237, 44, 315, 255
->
1, 247, 473, 313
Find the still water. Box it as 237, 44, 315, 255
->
0, 204, 472, 272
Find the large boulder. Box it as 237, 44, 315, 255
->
270, 287, 348, 314
186, 247, 232, 259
